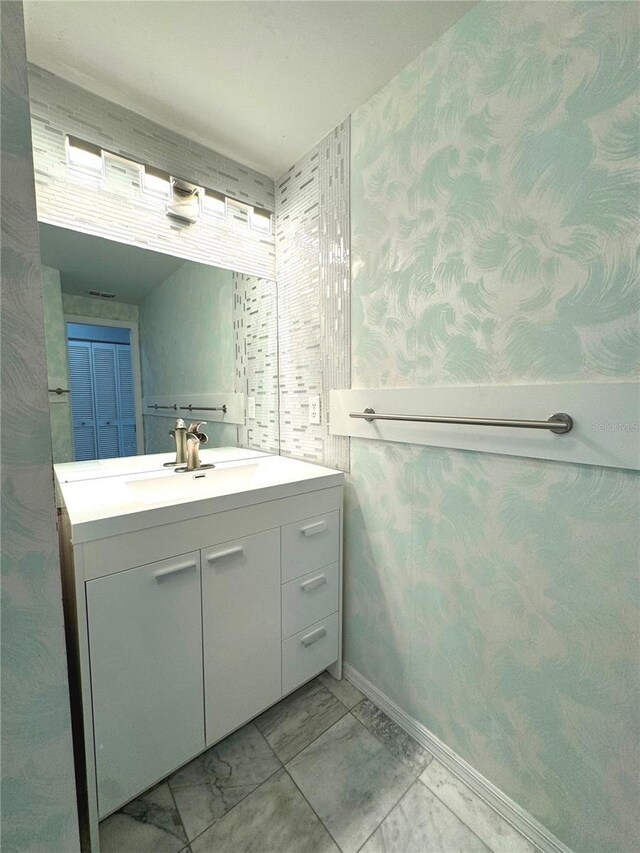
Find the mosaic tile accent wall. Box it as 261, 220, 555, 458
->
275, 121, 351, 469
233, 273, 280, 454
1, 4, 80, 850
276, 145, 322, 462
28, 65, 276, 280
319, 120, 351, 471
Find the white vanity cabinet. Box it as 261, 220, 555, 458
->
58, 459, 343, 853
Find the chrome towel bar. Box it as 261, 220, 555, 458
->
146, 403, 227, 413
179, 404, 227, 414
349, 408, 573, 434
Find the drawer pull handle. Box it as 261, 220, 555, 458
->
300, 521, 327, 537
301, 627, 327, 647
300, 574, 327, 592
153, 561, 197, 581
207, 545, 244, 563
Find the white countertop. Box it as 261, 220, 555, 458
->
54, 446, 270, 483
58, 454, 344, 543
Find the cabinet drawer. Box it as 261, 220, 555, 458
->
282, 611, 339, 695
281, 510, 340, 583
282, 562, 339, 639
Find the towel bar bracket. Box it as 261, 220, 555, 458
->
547, 413, 573, 434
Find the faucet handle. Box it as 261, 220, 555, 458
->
169, 417, 187, 438
188, 431, 209, 445
187, 422, 208, 446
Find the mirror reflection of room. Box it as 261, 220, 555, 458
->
66, 320, 138, 461
40, 224, 279, 464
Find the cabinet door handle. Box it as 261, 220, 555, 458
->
300, 520, 327, 537
301, 626, 327, 647
206, 545, 244, 563
153, 561, 197, 581
300, 574, 327, 592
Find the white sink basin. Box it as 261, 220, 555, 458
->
54, 447, 270, 484
57, 454, 345, 543
125, 464, 260, 505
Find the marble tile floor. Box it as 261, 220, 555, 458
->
100, 672, 536, 853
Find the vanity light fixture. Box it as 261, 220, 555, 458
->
66, 135, 104, 176
64, 135, 275, 236
141, 165, 171, 197
250, 207, 273, 236
166, 177, 202, 224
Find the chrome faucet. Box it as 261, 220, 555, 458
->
174, 421, 215, 472
186, 422, 208, 471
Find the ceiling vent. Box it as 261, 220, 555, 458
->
87, 289, 116, 299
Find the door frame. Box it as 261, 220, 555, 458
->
65, 314, 145, 455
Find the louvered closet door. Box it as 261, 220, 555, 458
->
116, 345, 137, 456
68, 341, 97, 461
92, 343, 120, 459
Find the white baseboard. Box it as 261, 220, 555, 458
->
343, 662, 573, 853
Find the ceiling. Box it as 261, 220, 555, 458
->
24, 1, 473, 179
39, 224, 187, 304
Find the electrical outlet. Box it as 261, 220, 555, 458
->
309, 396, 320, 425
247, 396, 256, 419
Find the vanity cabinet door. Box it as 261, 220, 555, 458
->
86, 552, 204, 818
202, 529, 281, 745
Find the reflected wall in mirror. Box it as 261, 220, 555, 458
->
39, 224, 279, 464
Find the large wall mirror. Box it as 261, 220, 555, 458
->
39, 224, 279, 466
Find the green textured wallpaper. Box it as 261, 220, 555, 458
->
1, 3, 80, 850
347, 3, 639, 851
139, 261, 235, 452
